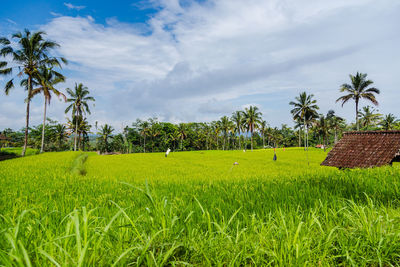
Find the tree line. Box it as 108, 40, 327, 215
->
1, 30, 399, 154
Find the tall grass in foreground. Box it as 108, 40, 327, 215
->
0, 149, 400, 265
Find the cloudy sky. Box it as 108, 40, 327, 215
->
0, 0, 399, 131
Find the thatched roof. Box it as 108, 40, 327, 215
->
321, 131, 400, 168
0, 134, 9, 141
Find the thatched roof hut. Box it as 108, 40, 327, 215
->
321, 131, 400, 168
0, 134, 9, 141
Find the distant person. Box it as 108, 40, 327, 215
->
165, 148, 171, 157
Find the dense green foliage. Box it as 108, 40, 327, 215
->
1, 149, 400, 265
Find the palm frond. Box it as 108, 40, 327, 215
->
4, 79, 14, 95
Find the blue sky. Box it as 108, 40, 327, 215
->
1, 0, 400, 131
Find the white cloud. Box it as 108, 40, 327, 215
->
1, 0, 400, 130
50, 12, 63, 17
6, 19, 17, 25
63, 2, 86, 11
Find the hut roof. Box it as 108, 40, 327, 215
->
0, 134, 9, 141
321, 130, 400, 168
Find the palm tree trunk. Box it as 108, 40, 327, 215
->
251, 130, 253, 151
238, 130, 241, 150
181, 138, 183, 151
262, 132, 265, 148
303, 117, 307, 151
356, 99, 359, 131
298, 129, 301, 147
40, 98, 47, 153
74, 113, 78, 151
78, 133, 81, 150
22, 75, 33, 157
143, 135, 146, 153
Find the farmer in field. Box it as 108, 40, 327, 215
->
165, 148, 171, 157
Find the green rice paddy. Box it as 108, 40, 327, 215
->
1, 148, 400, 265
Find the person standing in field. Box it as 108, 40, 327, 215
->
165, 148, 171, 157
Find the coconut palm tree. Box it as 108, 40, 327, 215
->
326, 110, 344, 144
202, 123, 212, 150
177, 123, 188, 151
289, 92, 319, 150
149, 120, 161, 152
97, 124, 114, 152
210, 121, 220, 150
138, 120, 150, 153
231, 110, 244, 150
66, 116, 91, 150
78, 118, 91, 150
314, 114, 329, 151
336, 72, 380, 131
65, 83, 95, 151
219, 116, 232, 150
358, 106, 382, 130
259, 120, 268, 148
169, 130, 180, 151
380, 114, 399, 130
293, 118, 303, 147
0, 30, 67, 156
243, 106, 262, 151
52, 123, 68, 150
30, 67, 66, 152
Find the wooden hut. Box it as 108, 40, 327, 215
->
321, 131, 400, 168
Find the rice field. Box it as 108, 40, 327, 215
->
1, 148, 400, 266
0, 147, 39, 156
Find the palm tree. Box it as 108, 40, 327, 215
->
66, 116, 91, 150
78, 118, 91, 150
202, 123, 212, 150
177, 123, 188, 151
169, 130, 180, 151
293, 118, 303, 147
259, 120, 268, 148
358, 106, 382, 130
53, 123, 68, 150
336, 72, 380, 131
219, 116, 231, 150
149, 120, 161, 152
0, 30, 67, 156
326, 110, 344, 144
314, 114, 329, 151
231, 111, 244, 150
31, 67, 66, 153
97, 124, 114, 152
243, 106, 262, 151
65, 83, 95, 151
289, 92, 319, 150
211, 121, 221, 150
139, 120, 150, 153
380, 114, 399, 130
